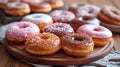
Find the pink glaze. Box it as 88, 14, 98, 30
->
76, 24, 112, 38
44, 23, 74, 37
50, 10, 75, 23
6, 21, 40, 42
20, 0, 41, 3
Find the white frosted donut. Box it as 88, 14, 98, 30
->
22, 13, 53, 24
6, 2, 29, 9
22, 13, 53, 31
5, 2, 30, 16
76, 24, 112, 38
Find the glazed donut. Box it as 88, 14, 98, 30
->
50, 10, 75, 23
25, 32, 61, 55
47, 0, 64, 9
29, 2, 52, 13
61, 33, 94, 56
44, 23, 74, 37
76, 24, 112, 46
5, 2, 30, 16
5, 21, 40, 43
70, 16, 100, 31
22, 13, 53, 31
69, 4, 100, 18
20, 0, 41, 4
98, 6, 120, 26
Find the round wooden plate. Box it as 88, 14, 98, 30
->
3, 39, 113, 65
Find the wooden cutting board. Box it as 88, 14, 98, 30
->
3, 39, 113, 65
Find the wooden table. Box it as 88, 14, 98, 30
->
0, 0, 120, 67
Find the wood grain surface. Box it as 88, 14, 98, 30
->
3, 39, 113, 65
0, 0, 120, 67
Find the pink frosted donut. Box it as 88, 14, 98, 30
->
44, 23, 74, 37
5, 21, 40, 43
76, 24, 112, 46
50, 10, 75, 23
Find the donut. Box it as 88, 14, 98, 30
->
5, 21, 40, 43
0, 0, 19, 9
47, 0, 64, 9
22, 13, 53, 31
44, 23, 74, 37
69, 4, 100, 18
61, 33, 94, 56
29, 2, 52, 13
5, 2, 30, 16
98, 6, 120, 26
76, 24, 112, 46
0, 0, 8, 9
20, 0, 41, 4
25, 32, 61, 55
50, 10, 75, 23
70, 16, 100, 31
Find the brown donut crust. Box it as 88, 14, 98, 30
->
93, 37, 112, 46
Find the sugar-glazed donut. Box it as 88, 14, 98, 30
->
25, 32, 61, 55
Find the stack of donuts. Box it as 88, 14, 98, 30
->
5, 3, 116, 57
0, 0, 64, 16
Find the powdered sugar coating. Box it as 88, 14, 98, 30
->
44, 23, 74, 37
76, 24, 112, 38
22, 13, 53, 24
6, 21, 40, 42
50, 10, 75, 23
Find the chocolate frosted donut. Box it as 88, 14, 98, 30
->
44, 23, 74, 37
61, 33, 94, 56
70, 16, 100, 31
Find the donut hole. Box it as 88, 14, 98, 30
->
111, 10, 119, 15
16, 3, 22, 6
19, 25, 28, 28
33, 16, 42, 18
88, 10, 93, 13
94, 28, 101, 31
72, 37, 84, 41
82, 17, 91, 20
